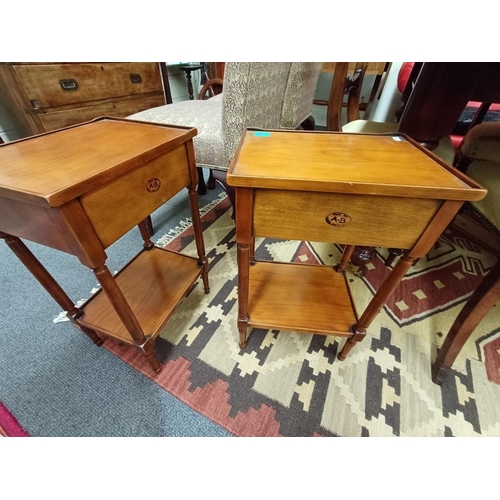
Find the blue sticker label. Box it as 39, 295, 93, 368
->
253, 131, 271, 137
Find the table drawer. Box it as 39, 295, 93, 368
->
253, 189, 442, 249
80, 144, 191, 248
12, 63, 163, 109
37, 94, 165, 132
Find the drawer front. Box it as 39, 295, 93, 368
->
80, 145, 191, 248
253, 189, 442, 249
13, 63, 163, 109
37, 94, 165, 132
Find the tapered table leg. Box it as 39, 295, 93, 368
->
237, 243, 251, 348
0, 231, 103, 345
339, 253, 418, 360
188, 186, 210, 293
234, 188, 254, 348
93, 263, 160, 372
336, 245, 356, 273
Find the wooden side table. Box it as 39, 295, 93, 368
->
0, 117, 209, 372
227, 129, 486, 360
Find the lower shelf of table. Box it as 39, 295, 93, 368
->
246, 261, 358, 336
76, 247, 204, 343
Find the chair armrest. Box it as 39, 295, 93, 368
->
198, 78, 224, 100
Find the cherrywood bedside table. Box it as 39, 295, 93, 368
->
226, 129, 486, 360
0, 117, 209, 372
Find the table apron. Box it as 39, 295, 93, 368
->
80, 145, 191, 248
252, 189, 442, 249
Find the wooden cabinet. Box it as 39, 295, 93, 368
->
0, 62, 172, 138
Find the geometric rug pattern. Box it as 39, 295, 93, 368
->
104, 194, 500, 436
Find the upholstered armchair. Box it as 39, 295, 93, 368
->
127, 62, 322, 212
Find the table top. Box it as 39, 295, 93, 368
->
0, 117, 196, 208
227, 129, 486, 202
178, 64, 203, 71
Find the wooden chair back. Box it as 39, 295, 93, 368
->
199, 62, 225, 99
314, 62, 372, 131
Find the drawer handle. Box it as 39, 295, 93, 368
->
60, 79, 78, 91
130, 73, 142, 84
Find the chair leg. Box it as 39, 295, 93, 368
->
197, 167, 207, 195
432, 259, 500, 385
144, 215, 154, 237
300, 115, 316, 131
385, 248, 403, 267
207, 169, 216, 190
212, 170, 235, 218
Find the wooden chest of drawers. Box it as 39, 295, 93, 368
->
0, 62, 171, 138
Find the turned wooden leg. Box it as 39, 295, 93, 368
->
336, 245, 356, 273
1, 232, 77, 312
185, 69, 195, 100
355, 254, 417, 330
0, 231, 103, 345
138, 219, 155, 250
93, 264, 146, 344
93, 263, 161, 372
187, 186, 210, 293
238, 320, 248, 348
338, 327, 366, 360
139, 337, 161, 372
71, 316, 105, 346
338, 253, 418, 360
235, 188, 254, 348
351, 246, 377, 277
432, 259, 500, 385
142, 215, 154, 238
237, 243, 250, 348
340, 201, 465, 362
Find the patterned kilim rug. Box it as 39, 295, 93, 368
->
104, 193, 500, 437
